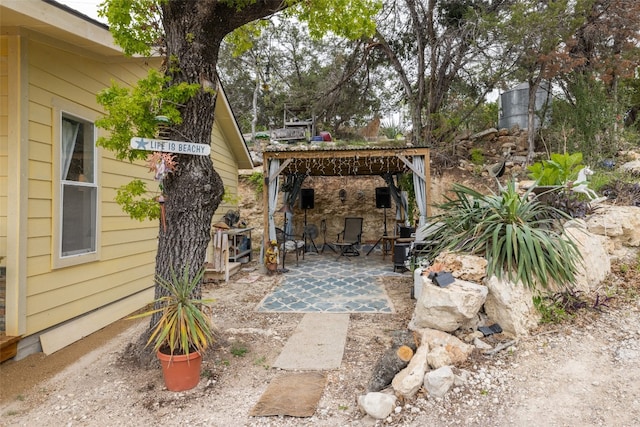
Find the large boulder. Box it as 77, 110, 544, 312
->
564, 220, 611, 292
483, 276, 540, 337
409, 277, 488, 332
585, 205, 640, 258
433, 252, 488, 282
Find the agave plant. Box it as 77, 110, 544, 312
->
425, 181, 582, 290
131, 265, 215, 357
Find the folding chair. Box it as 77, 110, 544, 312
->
275, 227, 305, 267
334, 217, 363, 257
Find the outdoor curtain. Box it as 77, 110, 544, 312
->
412, 156, 427, 226
267, 159, 280, 244
282, 173, 306, 235
383, 173, 409, 225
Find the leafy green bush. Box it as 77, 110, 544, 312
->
527, 152, 585, 186
246, 172, 264, 195
470, 148, 485, 166
425, 181, 581, 290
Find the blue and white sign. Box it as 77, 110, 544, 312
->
130, 137, 211, 156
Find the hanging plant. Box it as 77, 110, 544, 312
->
146, 151, 178, 181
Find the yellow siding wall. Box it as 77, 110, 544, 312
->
23, 39, 157, 335
211, 122, 240, 223
2, 32, 244, 339
0, 37, 7, 264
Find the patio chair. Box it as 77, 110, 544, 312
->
275, 227, 305, 267
334, 217, 363, 257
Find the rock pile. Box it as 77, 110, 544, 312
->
358, 204, 640, 420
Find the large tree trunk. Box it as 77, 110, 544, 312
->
154, 4, 225, 295
134, 2, 284, 364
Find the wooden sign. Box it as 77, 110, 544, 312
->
130, 137, 211, 156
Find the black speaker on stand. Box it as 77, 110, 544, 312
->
375, 186, 391, 209
367, 187, 392, 256
300, 189, 318, 253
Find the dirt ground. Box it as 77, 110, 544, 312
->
1, 258, 639, 426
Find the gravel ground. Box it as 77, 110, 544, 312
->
1, 259, 640, 427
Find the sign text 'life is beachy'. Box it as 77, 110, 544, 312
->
130, 137, 211, 156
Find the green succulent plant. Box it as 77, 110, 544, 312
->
424, 180, 582, 290
130, 265, 215, 357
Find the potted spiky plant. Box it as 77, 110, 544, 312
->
131, 265, 215, 391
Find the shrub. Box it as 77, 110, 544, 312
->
527, 152, 585, 186
425, 181, 581, 290
246, 172, 264, 195
470, 148, 485, 166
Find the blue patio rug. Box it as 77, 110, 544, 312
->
256, 252, 402, 313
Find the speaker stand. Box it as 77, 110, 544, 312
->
320, 219, 336, 253
303, 208, 318, 254
366, 207, 388, 256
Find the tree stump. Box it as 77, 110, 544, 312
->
367, 345, 415, 392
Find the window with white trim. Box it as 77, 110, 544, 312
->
60, 114, 97, 257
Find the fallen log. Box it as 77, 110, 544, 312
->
367, 345, 414, 392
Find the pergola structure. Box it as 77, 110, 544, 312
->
261, 145, 431, 250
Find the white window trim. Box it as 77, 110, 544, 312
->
52, 99, 101, 269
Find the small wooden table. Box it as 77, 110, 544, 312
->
380, 236, 398, 259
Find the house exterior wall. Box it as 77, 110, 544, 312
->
0, 35, 246, 358
1, 1, 250, 358
1, 37, 8, 267
2, 35, 158, 342
211, 122, 240, 222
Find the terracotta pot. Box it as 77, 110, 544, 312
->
156, 350, 202, 391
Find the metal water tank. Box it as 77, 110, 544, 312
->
498, 82, 551, 130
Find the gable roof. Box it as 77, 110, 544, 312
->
1, 0, 253, 169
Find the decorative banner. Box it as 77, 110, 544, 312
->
130, 137, 211, 156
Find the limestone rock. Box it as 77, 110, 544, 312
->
471, 128, 498, 141
418, 328, 474, 368
392, 344, 429, 399
357, 392, 397, 420
620, 159, 640, 175
426, 346, 452, 369
433, 252, 488, 283
409, 277, 488, 332
585, 205, 640, 250
424, 366, 455, 398
565, 220, 611, 292
483, 276, 540, 337
473, 337, 493, 350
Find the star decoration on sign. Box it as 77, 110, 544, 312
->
135, 138, 148, 149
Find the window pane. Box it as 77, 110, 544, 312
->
62, 116, 94, 183
62, 184, 97, 257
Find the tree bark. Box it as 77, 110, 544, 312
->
367, 345, 415, 392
